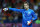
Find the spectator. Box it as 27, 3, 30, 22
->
8, 16, 14, 23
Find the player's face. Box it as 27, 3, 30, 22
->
24, 3, 29, 9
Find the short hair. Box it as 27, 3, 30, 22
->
24, 1, 29, 5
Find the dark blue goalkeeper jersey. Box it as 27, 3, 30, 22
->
9, 8, 37, 27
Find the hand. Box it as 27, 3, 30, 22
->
3, 8, 8, 11
27, 20, 33, 25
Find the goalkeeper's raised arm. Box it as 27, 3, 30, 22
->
3, 8, 25, 13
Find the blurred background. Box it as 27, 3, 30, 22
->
0, 0, 40, 27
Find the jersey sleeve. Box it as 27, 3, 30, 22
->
32, 10, 37, 21
9, 8, 25, 13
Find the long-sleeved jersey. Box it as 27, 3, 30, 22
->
9, 8, 37, 27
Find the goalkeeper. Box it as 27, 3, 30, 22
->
3, 2, 37, 27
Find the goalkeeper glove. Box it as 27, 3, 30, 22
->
3, 8, 8, 11
27, 20, 33, 25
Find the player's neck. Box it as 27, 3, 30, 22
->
26, 8, 29, 10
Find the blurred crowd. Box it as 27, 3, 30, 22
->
0, 0, 40, 24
